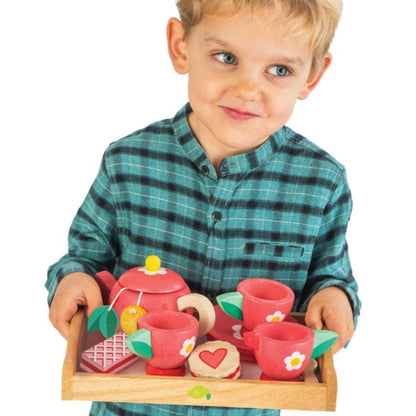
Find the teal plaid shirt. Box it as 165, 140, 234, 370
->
47, 103, 360, 416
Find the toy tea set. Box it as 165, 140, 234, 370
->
83, 256, 338, 382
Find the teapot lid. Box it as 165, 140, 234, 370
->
118, 255, 187, 293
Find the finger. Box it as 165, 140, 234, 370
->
305, 303, 324, 330
86, 297, 103, 318
331, 336, 343, 354
84, 283, 104, 318
335, 324, 354, 353
49, 304, 72, 340
56, 320, 71, 340
322, 314, 354, 354
330, 330, 350, 354
49, 292, 82, 340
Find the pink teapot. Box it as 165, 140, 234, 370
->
94, 255, 215, 337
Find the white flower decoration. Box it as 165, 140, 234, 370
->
284, 351, 305, 371
266, 311, 285, 323
138, 266, 167, 276
180, 336, 196, 357
232, 324, 243, 340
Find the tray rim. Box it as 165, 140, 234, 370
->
62, 309, 337, 411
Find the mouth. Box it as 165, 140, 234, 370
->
220, 106, 260, 122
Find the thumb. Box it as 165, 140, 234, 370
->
305, 303, 324, 330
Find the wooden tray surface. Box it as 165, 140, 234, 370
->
62, 309, 337, 411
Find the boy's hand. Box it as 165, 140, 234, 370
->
49, 272, 103, 339
305, 286, 354, 354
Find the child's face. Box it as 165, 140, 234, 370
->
169, 6, 330, 166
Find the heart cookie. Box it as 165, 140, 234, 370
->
188, 341, 240, 379
199, 348, 227, 369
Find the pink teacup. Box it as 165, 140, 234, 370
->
126, 311, 200, 376
244, 321, 314, 381
217, 278, 295, 330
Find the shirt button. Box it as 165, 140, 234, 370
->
212, 211, 222, 222
201, 165, 209, 176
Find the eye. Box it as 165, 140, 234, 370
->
267, 65, 291, 77
214, 52, 237, 65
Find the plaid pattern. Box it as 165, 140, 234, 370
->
89, 403, 281, 416
47, 103, 360, 416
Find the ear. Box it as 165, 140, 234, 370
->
167, 17, 188, 74
297, 53, 332, 100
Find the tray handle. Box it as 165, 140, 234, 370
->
62, 308, 86, 399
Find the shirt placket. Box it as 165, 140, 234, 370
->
201, 169, 237, 295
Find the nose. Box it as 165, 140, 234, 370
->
230, 70, 262, 102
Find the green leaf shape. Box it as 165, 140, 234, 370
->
216, 292, 243, 320
311, 330, 338, 359
98, 307, 119, 338
126, 329, 153, 358
87, 305, 109, 333
187, 385, 210, 400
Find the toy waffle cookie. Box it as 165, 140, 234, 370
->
188, 340, 241, 379
81, 331, 139, 373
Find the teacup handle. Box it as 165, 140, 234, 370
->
177, 293, 215, 337
243, 330, 260, 351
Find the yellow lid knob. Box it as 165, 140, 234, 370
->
145, 255, 161, 272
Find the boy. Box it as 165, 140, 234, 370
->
47, 1, 360, 415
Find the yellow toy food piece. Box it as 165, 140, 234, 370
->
145, 255, 161, 271
121, 306, 147, 335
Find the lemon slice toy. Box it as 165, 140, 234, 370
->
121, 305, 147, 335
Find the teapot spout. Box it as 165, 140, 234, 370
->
95, 270, 117, 304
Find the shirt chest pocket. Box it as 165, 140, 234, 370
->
244, 242, 304, 259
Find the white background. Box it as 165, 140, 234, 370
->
1, 1, 414, 415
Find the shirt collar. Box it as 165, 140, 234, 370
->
172, 103, 287, 178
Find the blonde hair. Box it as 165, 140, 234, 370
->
176, 0, 343, 73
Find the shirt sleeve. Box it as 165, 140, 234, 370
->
45, 151, 119, 305
297, 170, 361, 325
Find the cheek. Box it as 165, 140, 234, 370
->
188, 68, 223, 104
268, 94, 297, 124
191, 82, 219, 105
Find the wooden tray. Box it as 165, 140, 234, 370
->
62, 309, 337, 411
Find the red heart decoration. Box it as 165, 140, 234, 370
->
199, 348, 227, 369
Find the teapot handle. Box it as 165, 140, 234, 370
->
177, 294, 215, 337
94, 271, 117, 304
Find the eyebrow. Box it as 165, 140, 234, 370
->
202, 35, 307, 68
277, 55, 307, 68
202, 35, 231, 50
